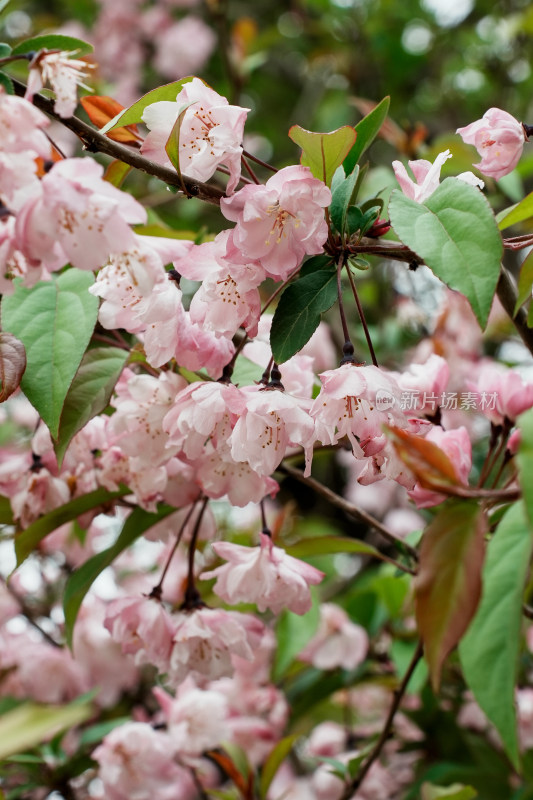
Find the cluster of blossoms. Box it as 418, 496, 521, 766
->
3, 34, 533, 798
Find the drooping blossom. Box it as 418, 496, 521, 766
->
457, 108, 526, 180
89, 234, 193, 332
408, 425, 472, 508
104, 596, 175, 672
25, 49, 94, 118
163, 380, 245, 459
138, 278, 235, 377
93, 722, 195, 800
16, 158, 146, 272
167, 607, 264, 685
221, 165, 331, 280
394, 353, 450, 416
142, 77, 249, 194
0, 90, 51, 158
229, 385, 317, 476
299, 602, 369, 670
154, 682, 228, 755
468, 363, 533, 425
195, 443, 280, 506
309, 363, 408, 462
392, 149, 484, 203
201, 531, 325, 615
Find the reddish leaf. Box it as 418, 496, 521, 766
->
207, 750, 253, 798
414, 500, 487, 690
104, 160, 132, 187
80, 96, 141, 144
388, 425, 459, 491
0, 332, 26, 402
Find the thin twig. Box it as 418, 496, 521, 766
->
2, 578, 62, 648
339, 640, 424, 800
277, 462, 419, 564
345, 265, 379, 367
149, 501, 198, 599
242, 148, 278, 173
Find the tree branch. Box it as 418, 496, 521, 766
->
11, 78, 225, 206
277, 462, 419, 564
339, 640, 424, 800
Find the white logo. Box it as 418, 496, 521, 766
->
375, 389, 395, 410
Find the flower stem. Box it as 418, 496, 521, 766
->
345, 264, 379, 367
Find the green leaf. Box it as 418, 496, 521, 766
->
329, 165, 360, 235
459, 502, 533, 772
0, 1, 11, 15
165, 101, 195, 177
0, 70, 14, 94
273, 588, 320, 680
1, 269, 99, 439
390, 639, 428, 694
498, 189, 533, 230
54, 347, 128, 467
414, 500, 487, 691
231, 355, 263, 387
270, 269, 338, 363
64, 504, 176, 647
99, 78, 193, 133
0, 494, 13, 524
288, 124, 357, 186
343, 96, 390, 173
0, 700, 92, 759
421, 784, 478, 800
0, 42, 11, 57
388, 178, 503, 328
14, 486, 130, 567
259, 735, 298, 799
299, 254, 334, 278
286, 534, 398, 568
11, 34, 93, 57
517, 409, 533, 534
515, 251, 533, 315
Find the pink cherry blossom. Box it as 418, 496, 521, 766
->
26, 50, 94, 118
0, 90, 51, 158
104, 596, 175, 671
138, 278, 235, 377
309, 363, 408, 461
469, 363, 533, 425
394, 354, 450, 416
201, 532, 324, 615
229, 385, 317, 476
93, 722, 195, 800
299, 602, 369, 670
457, 108, 526, 180
16, 158, 146, 272
195, 443, 279, 506
142, 77, 249, 194
154, 682, 228, 754
89, 234, 192, 332
163, 380, 246, 459
168, 607, 264, 685
408, 425, 472, 508
221, 165, 331, 280
153, 17, 216, 79
392, 149, 484, 203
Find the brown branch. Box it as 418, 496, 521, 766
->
11, 78, 225, 206
339, 640, 424, 800
277, 462, 419, 564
